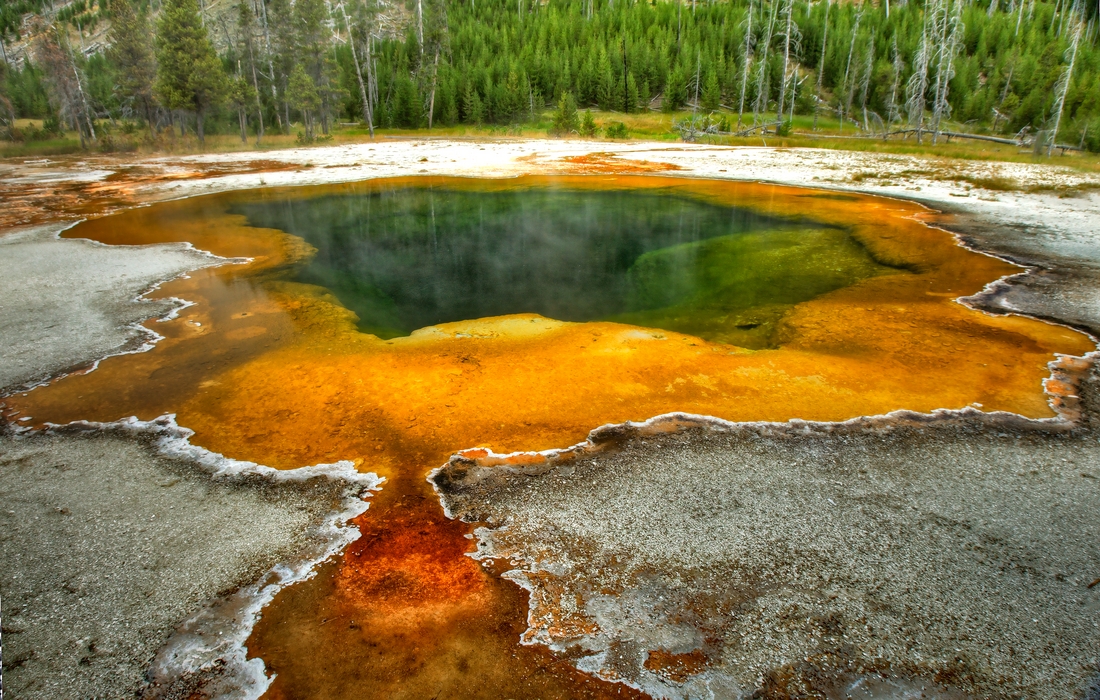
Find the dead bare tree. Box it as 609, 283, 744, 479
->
776, 0, 801, 125
812, 0, 830, 130
236, 0, 265, 143
417, 0, 424, 58
839, 3, 863, 132
35, 26, 96, 148
857, 34, 875, 130
992, 52, 1015, 132
737, 0, 756, 129
906, 9, 931, 141
1047, 0, 1083, 155
930, 0, 963, 144
255, 0, 283, 131
886, 35, 904, 125
752, 0, 778, 126
338, 0, 373, 134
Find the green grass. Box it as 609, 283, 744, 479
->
0, 137, 85, 158
5, 109, 1100, 175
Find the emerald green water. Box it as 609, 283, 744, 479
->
234, 184, 900, 348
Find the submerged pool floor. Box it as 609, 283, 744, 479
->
233, 184, 897, 348
5, 175, 1093, 698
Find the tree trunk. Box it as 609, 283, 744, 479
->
693, 51, 700, 115
239, 107, 248, 142
197, 109, 206, 146
1048, 9, 1082, 155
246, 36, 265, 144
144, 98, 155, 133
428, 50, 439, 128
417, 0, 424, 58
738, 0, 755, 129
776, 0, 794, 125
340, 1, 372, 134
64, 30, 96, 143
840, 6, 863, 133
753, 0, 778, 126
813, 0, 830, 130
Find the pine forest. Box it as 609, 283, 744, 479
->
2, 0, 1100, 152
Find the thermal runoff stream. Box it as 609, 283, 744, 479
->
4, 175, 1093, 698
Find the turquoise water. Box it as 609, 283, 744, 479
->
234, 183, 899, 347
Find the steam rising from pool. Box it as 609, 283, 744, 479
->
233, 185, 901, 347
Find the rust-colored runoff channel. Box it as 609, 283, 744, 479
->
3, 175, 1092, 698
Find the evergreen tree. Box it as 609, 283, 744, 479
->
295, 0, 343, 134
580, 108, 597, 135
154, 0, 228, 145
287, 62, 320, 139
269, 0, 297, 132
230, 71, 257, 142
702, 71, 721, 111
462, 79, 483, 124
626, 72, 639, 112
107, 0, 156, 127
551, 90, 579, 134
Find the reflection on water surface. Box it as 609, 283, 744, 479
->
233, 186, 897, 346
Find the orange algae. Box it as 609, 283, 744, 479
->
644, 649, 710, 684
252, 492, 648, 699
3, 175, 1094, 697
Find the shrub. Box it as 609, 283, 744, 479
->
580, 110, 598, 137
604, 121, 629, 139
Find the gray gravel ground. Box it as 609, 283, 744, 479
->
945, 206, 1100, 340
0, 224, 222, 395
434, 404, 1100, 699
0, 424, 364, 699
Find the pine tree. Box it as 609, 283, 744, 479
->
295, 0, 341, 135
626, 71, 639, 112
107, 0, 156, 127
230, 70, 256, 142
154, 0, 228, 145
462, 80, 483, 124
580, 108, 597, 135
287, 62, 320, 139
597, 48, 614, 110
551, 90, 579, 134
268, 0, 297, 132
702, 71, 721, 111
